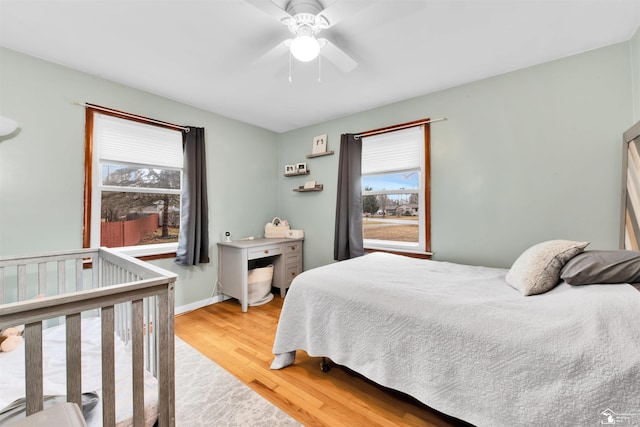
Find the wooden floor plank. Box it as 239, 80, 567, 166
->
175, 296, 470, 427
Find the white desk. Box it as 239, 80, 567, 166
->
217, 238, 303, 312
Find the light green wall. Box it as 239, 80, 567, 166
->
0, 47, 279, 309
0, 38, 636, 309
631, 25, 640, 122
278, 42, 634, 269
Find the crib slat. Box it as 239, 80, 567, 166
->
115, 303, 122, 343
66, 313, 82, 409
157, 289, 174, 427
38, 262, 47, 296
158, 291, 168, 426
132, 299, 145, 426
125, 302, 130, 343
144, 297, 151, 373
101, 305, 116, 427
75, 258, 83, 291
105, 262, 112, 287
93, 255, 99, 288
153, 296, 159, 377
167, 285, 175, 427
18, 264, 26, 301
24, 322, 44, 416
58, 260, 65, 295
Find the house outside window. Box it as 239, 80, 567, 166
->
361, 124, 430, 255
84, 108, 183, 257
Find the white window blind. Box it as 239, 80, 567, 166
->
361, 126, 423, 175
95, 113, 183, 169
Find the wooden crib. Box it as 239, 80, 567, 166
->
0, 247, 177, 426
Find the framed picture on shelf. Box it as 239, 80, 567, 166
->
284, 164, 296, 175
296, 162, 307, 173
312, 134, 327, 154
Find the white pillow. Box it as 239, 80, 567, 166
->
506, 240, 589, 296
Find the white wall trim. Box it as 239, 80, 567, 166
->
175, 294, 230, 316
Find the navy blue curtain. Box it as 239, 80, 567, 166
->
176, 127, 210, 266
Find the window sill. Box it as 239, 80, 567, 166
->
112, 243, 178, 260
364, 247, 432, 260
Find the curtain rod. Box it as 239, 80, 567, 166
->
354, 117, 447, 139
73, 101, 190, 132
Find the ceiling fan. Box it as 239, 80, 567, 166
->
245, 0, 362, 73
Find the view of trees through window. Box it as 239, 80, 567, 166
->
362, 172, 420, 244
100, 164, 180, 247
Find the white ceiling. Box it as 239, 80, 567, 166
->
1, 0, 639, 133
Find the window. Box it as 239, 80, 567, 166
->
361, 124, 431, 255
84, 107, 183, 257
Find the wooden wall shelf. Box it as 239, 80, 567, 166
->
284, 170, 310, 177
306, 151, 334, 159
293, 184, 324, 192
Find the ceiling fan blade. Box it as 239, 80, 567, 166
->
244, 0, 292, 22
252, 39, 292, 66
319, 38, 358, 73
317, 0, 373, 28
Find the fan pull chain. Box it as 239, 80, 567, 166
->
288, 50, 292, 83
318, 53, 322, 84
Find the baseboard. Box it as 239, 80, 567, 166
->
175, 294, 231, 316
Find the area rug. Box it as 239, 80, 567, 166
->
174, 337, 301, 426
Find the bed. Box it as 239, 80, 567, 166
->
0, 247, 177, 426
271, 247, 640, 426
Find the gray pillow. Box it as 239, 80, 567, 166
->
505, 240, 589, 296
560, 250, 640, 285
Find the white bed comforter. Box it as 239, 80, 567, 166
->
271, 252, 640, 427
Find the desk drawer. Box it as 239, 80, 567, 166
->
285, 253, 301, 265
284, 242, 301, 254
248, 244, 282, 260
285, 264, 301, 285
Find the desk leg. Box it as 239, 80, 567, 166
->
219, 246, 249, 312
241, 289, 248, 312
280, 287, 286, 298
240, 258, 248, 312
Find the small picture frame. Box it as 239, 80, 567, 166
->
312, 134, 327, 154
304, 180, 317, 189
296, 162, 307, 173
284, 164, 296, 175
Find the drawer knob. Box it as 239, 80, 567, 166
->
264, 250, 269, 254
291, 272, 296, 277
289, 246, 295, 250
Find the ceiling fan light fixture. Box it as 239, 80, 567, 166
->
290, 34, 320, 62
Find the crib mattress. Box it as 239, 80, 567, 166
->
0, 317, 159, 427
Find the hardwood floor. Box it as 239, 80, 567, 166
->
174, 296, 470, 427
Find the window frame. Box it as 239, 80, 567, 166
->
360, 120, 431, 259
83, 105, 183, 259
